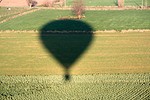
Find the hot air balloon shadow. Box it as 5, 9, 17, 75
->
40, 19, 93, 81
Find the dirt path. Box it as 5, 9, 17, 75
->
36, 6, 150, 11
0, 8, 40, 24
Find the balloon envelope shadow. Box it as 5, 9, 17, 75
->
40, 19, 93, 81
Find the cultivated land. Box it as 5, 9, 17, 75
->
0, 7, 33, 22
66, 0, 149, 6
0, 74, 150, 100
0, 32, 150, 75
0, 9, 150, 31
0, 7, 150, 99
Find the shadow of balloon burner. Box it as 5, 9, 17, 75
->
40, 19, 93, 81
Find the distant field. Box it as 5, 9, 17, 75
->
0, 9, 149, 31
0, 7, 30, 22
0, 32, 150, 75
66, 0, 118, 6
66, 0, 146, 6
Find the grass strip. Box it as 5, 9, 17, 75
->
0, 9, 149, 31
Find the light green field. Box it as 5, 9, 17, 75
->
0, 32, 150, 75
66, 0, 147, 6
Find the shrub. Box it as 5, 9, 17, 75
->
72, 0, 85, 19
26, 0, 38, 8
42, 0, 65, 7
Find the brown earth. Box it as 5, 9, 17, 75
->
0, 0, 46, 7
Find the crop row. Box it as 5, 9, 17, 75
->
0, 73, 150, 100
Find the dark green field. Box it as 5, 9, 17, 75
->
0, 9, 149, 31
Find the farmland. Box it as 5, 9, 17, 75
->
66, 0, 150, 6
0, 6, 150, 100
0, 32, 150, 75
0, 7, 33, 22
0, 31, 150, 99
0, 9, 149, 31
0, 74, 150, 100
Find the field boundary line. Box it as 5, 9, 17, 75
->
0, 8, 40, 24
95, 29, 150, 33
0, 29, 150, 34
36, 6, 150, 10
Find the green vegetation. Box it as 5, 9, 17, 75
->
0, 10, 70, 30
0, 5, 150, 100
0, 7, 29, 22
124, 0, 145, 6
0, 73, 150, 100
0, 9, 149, 31
1, 31, 148, 99
67, 0, 117, 6
66, 0, 145, 6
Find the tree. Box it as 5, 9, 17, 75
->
26, 0, 37, 8
118, 0, 124, 8
72, 0, 85, 19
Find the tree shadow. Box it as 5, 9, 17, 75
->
114, 0, 118, 6
40, 19, 93, 81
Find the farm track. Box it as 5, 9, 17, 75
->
36, 6, 150, 10
0, 8, 40, 24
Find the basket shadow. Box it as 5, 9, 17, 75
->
40, 19, 93, 81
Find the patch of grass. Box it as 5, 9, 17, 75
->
66, 0, 116, 6
0, 9, 149, 31
0, 73, 150, 100
0, 7, 29, 22
124, 0, 142, 6
0, 10, 71, 30
84, 10, 150, 31
0, 32, 150, 75
66, 0, 143, 6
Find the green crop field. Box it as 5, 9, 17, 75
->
0, 9, 149, 31
66, 0, 118, 6
0, 7, 31, 22
66, 0, 148, 6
